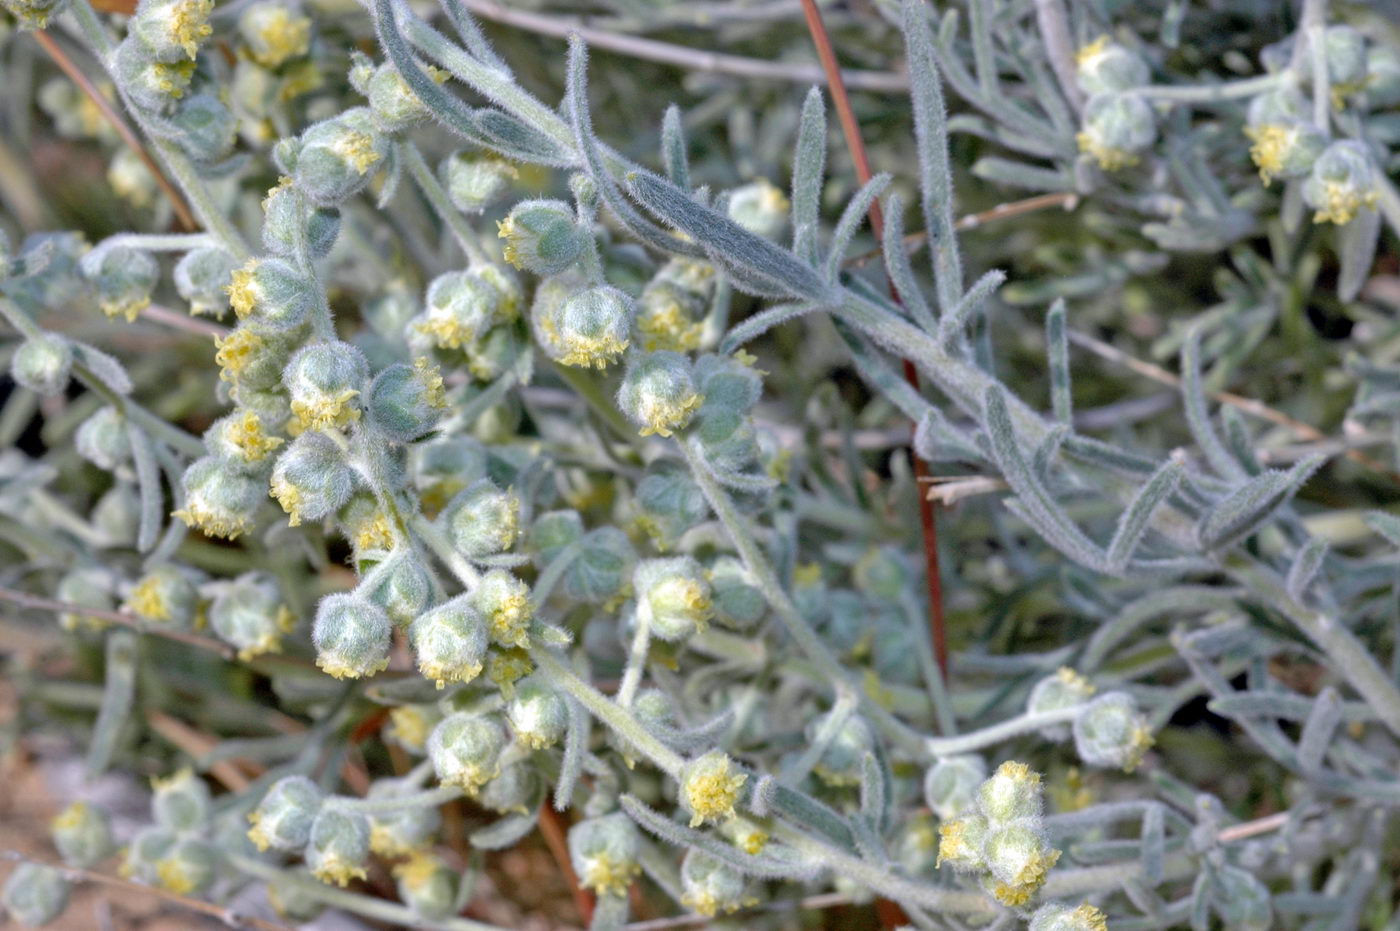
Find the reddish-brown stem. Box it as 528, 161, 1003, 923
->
798, 0, 947, 675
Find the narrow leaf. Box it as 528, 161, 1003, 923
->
791, 87, 827, 266
660, 104, 689, 191
1046, 299, 1071, 424
589, 892, 628, 931
1195, 455, 1324, 550
554, 696, 588, 811
1337, 207, 1381, 303
1181, 328, 1245, 480
719, 302, 824, 355
619, 795, 825, 880
373, 0, 489, 145
128, 423, 162, 553
881, 193, 937, 332
1364, 510, 1400, 547
937, 269, 1004, 349
86, 630, 138, 779
823, 174, 891, 282
1286, 538, 1328, 603
1297, 686, 1341, 776
1141, 803, 1165, 884
470, 809, 540, 849
1106, 459, 1184, 571
439, 0, 511, 75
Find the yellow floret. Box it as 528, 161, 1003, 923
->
269, 474, 305, 527
1076, 130, 1139, 171
638, 392, 704, 438
1075, 35, 1111, 67
226, 409, 284, 463
169, 0, 214, 59
214, 328, 265, 383
638, 300, 703, 353
289, 388, 361, 432
249, 7, 311, 68
413, 356, 448, 408
1244, 124, 1292, 185
1312, 180, 1378, 225
334, 130, 381, 175
127, 575, 172, 622
683, 753, 747, 827
579, 853, 640, 898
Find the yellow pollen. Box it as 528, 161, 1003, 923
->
1055, 666, 1096, 696
1072, 904, 1110, 931
1312, 180, 1378, 225
580, 854, 639, 897
127, 576, 172, 622
289, 388, 361, 432
1077, 130, 1139, 171
312, 855, 368, 887
52, 802, 89, 833
391, 850, 443, 887
1123, 724, 1155, 773
488, 592, 532, 648
388, 706, 432, 752
214, 328, 265, 383
169, 0, 214, 59
155, 858, 198, 895
334, 131, 380, 174
315, 652, 389, 680
420, 655, 483, 690
1075, 35, 1111, 67
638, 392, 703, 438
152, 60, 197, 98
270, 474, 305, 526
226, 260, 260, 319
250, 7, 311, 68
936, 819, 973, 867
990, 847, 1060, 906
414, 314, 476, 351
262, 175, 294, 209
684, 754, 746, 827
638, 301, 703, 352
413, 356, 448, 408
174, 499, 252, 540
226, 409, 284, 462
354, 511, 396, 553
487, 648, 534, 699
495, 217, 522, 268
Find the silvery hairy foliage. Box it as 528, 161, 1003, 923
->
0, 0, 1398, 928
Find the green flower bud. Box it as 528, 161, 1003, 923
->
634, 556, 713, 641
708, 556, 765, 631
530, 509, 583, 563
113, 38, 197, 112
202, 408, 285, 470
270, 432, 354, 527
51, 801, 114, 869
892, 812, 939, 876
497, 199, 585, 275
568, 813, 641, 898
283, 340, 369, 432
214, 323, 295, 393
1, 863, 70, 926
306, 807, 370, 886
479, 761, 539, 814
1074, 36, 1149, 95
363, 551, 433, 627
238, 2, 311, 68
151, 768, 212, 832
680, 751, 746, 827
366, 780, 440, 856
75, 406, 130, 471
54, 569, 115, 632
174, 455, 266, 539
108, 147, 157, 206
1368, 45, 1400, 109
207, 571, 293, 660
444, 151, 517, 213
12, 333, 73, 397
1246, 88, 1308, 128
247, 775, 324, 852
1072, 691, 1153, 772
805, 712, 874, 787
1028, 902, 1110, 931
936, 812, 987, 873
130, 0, 212, 62
680, 851, 754, 917
1077, 91, 1155, 171
853, 545, 908, 601
394, 851, 456, 920
634, 466, 708, 550
226, 257, 313, 330
636, 259, 712, 352
265, 869, 326, 922
293, 108, 387, 206
534, 284, 632, 370
982, 822, 1060, 907
414, 268, 510, 350
174, 246, 237, 317
694, 353, 763, 414
410, 594, 487, 687
123, 826, 177, 885
164, 89, 237, 165
82, 245, 157, 321
153, 836, 217, 895
1027, 667, 1097, 739
726, 178, 789, 241
467, 568, 532, 649
125, 564, 199, 628
617, 351, 703, 438
2, 0, 68, 30
94, 483, 142, 547
261, 176, 341, 259
367, 61, 435, 132
507, 677, 567, 749
924, 755, 986, 819
366, 357, 447, 442
463, 322, 529, 385
312, 592, 392, 679
428, 712, 506, 794
444, 479, 519, 558
1302, 140, 1378, 225
1301, 25, 1368, 89
977, 760, 1044, 824
1244, 120, 1326, 186
565, 527, 636, 605
411, 435, 487, 514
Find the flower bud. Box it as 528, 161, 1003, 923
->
56, 568, 115, 631
207, 571, 294, 660
463, 322, 529, 385
174, 455, 266, 539
486, 646, 534, 698
387, 704, 439, 754
680, 751, 746, 827
444, 479, 519, 558
936, 812, 987, 872
284, 341, 368, 432
1076, 92, 1155, 171
708, 556, 765, 631
1244, 120, 1326, 186
411, 595, 487, 687
507, 677, 567, 749
568, 813, 640, 898
265, 869, 326, 922
1027, 667, 1096, 739
565, 527, 637, 605
261, 176, 341, 258
312, 592, 391, 679
239, 2, 311, 68
634, 556, 712, 641
75, 406, 131, 470
415, 268, 510, 350
366, 357, 447, 442
125, 565, 199, 628
535, 284, 632, 369
1301, 25, 1368, 89
1368, 45, 1400, 109
202, 408, 284, 469
982, 822, 1060, 906
94, 484, 142, 547
1074, 36, 1149, 95
1072, 691, 1153, 772
680, 850, 754, 916
3, 0, 68, 30
806, 712, 874, 787
497, 199, 585, 274
634, 466, 708, 550
444, 151, 517, 213
226, 257, 313, 330
726, 178, 789, 241
51, 801, 114, 869
468, 569, 533, 648
367, 61, 437, 133
247, 775, 324, 852
293, 108, 387, 206
1029, 902, 1110, 931
1, 863, 70, 926
394, 851, 457, 920
479, 761, 539, 815
924, 755, 985, 820
977, 760, 1044, 824
428, 712, 506, 794
853, 545, 908, 601
411, 435, 487, 514
214, 324, 290, 393
151, 768, 211, 832
130, 0, 212, 62
108, 147, 157, 206
112, 38, 197, 111
84, 246, 157, 321
1302, 140, 1378, 225
637, 273, 708, 352
366, 781, 440, 856
11, 333, 72, 396
122, 826, 176, 885
270, 432, 354, 526
306, 807, 370, 886
530, 509, 583, 563
174, 246, 237, 316
363, 551, 432, 627
618, 351, 703, 438
164, 89, 237, 165
154, 836, 217, 895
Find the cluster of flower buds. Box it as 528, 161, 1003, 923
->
120, 770, 220, 896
